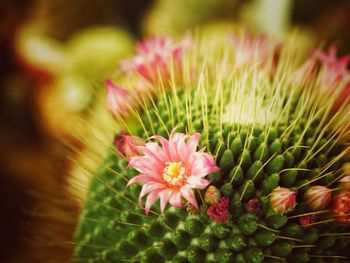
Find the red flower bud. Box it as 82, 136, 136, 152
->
331, 191, 350, 226
207, 197, 230, 224
299, 215, 317, 229
246, 199, 262, 213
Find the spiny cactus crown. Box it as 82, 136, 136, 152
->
73, 32, 350, 263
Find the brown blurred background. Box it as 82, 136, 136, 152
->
0, 0, 349, 262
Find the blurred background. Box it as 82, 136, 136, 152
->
0, 0, 349, 262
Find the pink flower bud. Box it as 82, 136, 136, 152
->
331, 191, 350, 226
207, 197, 230, 224
106, 80, 135, 118
246, 199, 262, 213
269, 187, 296, 214
114, 133, 144, 160
299, 215, 317, 229
204, 185, 221, 205
304, 186, 332, 211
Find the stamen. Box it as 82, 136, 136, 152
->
163, 162, 188, 186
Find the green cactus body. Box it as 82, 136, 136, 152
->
73, 33, 350, 262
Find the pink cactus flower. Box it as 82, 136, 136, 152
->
231, 32, 278, 68
120, 36, 191, 84
331, 191, 350, 226
313, 45, 350, 91
106, 80, 136, 118
270, 187, 296, 214
114, 133, 145, 160
126, 130, 219, 215
295, 46, 350, 109
299, 215, 317, 229
246, 198, 262, 213
304, 186, 332, 211
207, 197, 230, 224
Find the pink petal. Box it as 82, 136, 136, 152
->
129, 156, 163, 178
139, 183, 165, 203
186, 175, 210, 189
169, 132, 187, 161
180, 186, 198, 209
136, 64, 153, 82
190, 153, 219, 178
151, 135, 171, 159
143, 142, 168, 163
145, 189, 162, 215
126, 174, 161, 187
159, 189, 173, 213
176, 135, 189, 160
169, 191, 183, 208
186, 133, 201, 153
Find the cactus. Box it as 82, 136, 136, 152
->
73, 32, 350, 263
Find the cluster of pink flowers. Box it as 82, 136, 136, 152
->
107, 34, 350, 227
268, 182, 350, 227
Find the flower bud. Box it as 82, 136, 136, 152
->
207, 197, 230, 224
304, 186, 332, 211
186, 204, 199, 215
299, 215, 317, 229
269, 187, 296, 214
331, 191, 350, 226
204, 185, 221, 205
106, 80, 135, 118
246, 199, 262, 213
114, 133, 144, 160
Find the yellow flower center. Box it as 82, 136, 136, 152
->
163, 162, 187, 186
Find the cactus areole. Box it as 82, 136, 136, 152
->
74, 33, 350, 263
